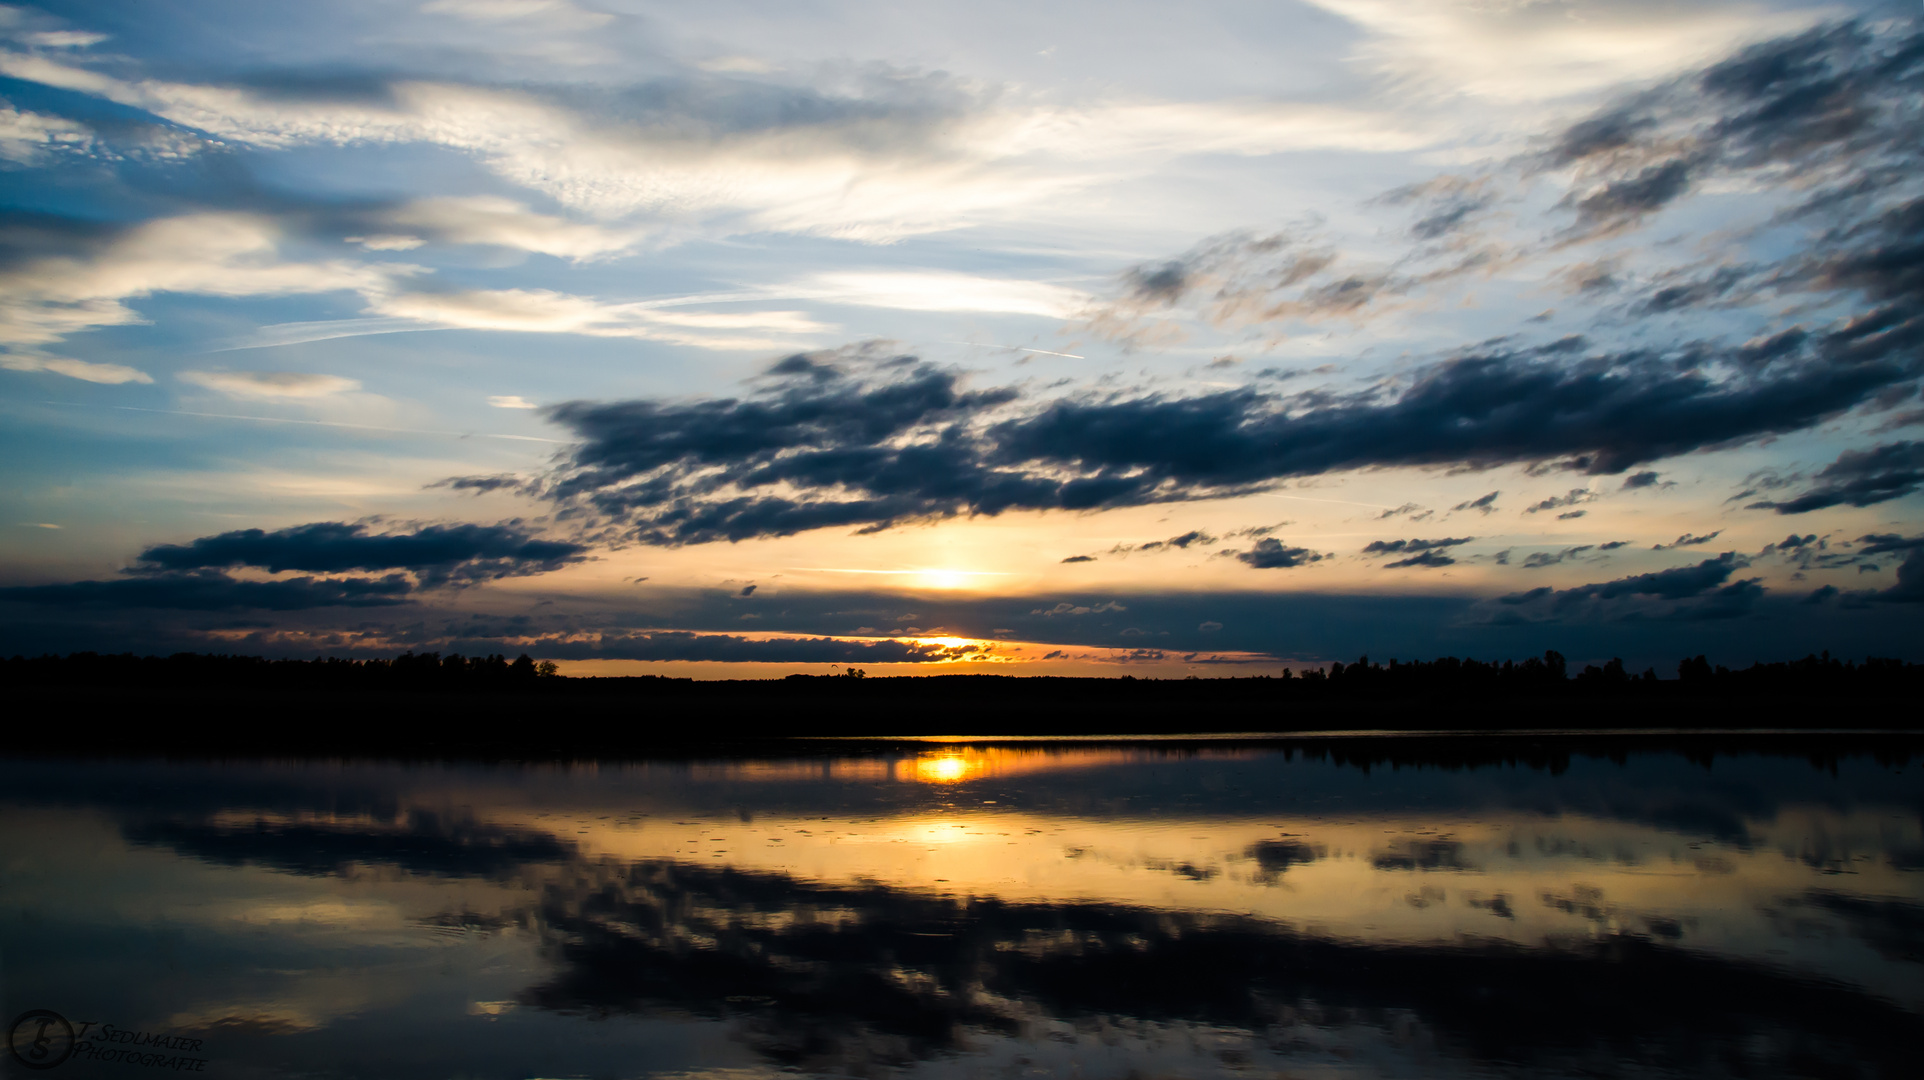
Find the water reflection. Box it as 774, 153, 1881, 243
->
1, 739, 1918, 1079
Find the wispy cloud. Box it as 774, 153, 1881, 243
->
178, 371, 363, 399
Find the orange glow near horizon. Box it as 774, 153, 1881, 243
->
912, 754, 977, 783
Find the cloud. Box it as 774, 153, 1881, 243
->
178, 371, 362, 399
788, 272, 1090, 317
1111, 529, 1217, 556
368, 196, 650, 260
0, 50, 1421, 243
1622, 471, 1661, 489
1304, 0, 1819, 104
1363, 537, 1472, 556
535, 631, 968, 663
0, 212, 417, 363
1234, 538, 1323, 569
1060, 554, 1096, 563
1524, 488, 1594, 514
363, 288, 830, 350
135, 520, 586, 586
1452, 491, 1499, 515
1747, 441, 1924, 514
1489, 552, 1762, 620
534, 307, 1921, 544
1653, 530, 1723, 550
0, 352, 150, 383
488, 395, 538, 409
0, 103, 92, 163
1522, 545, 1594, 569
1383, 551, 1456, 569
420, 0, 614, 31
0, 570, 413, 611
1031, 600, 1125, 616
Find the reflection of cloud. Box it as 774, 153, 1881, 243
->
519, 853, 1917, 1076
1371, 838, 1477, 872
124, 811, 576, 878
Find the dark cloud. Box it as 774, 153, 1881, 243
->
1653, 531, 1723, 550
1, 519, 584, 615
738, 584, 757, 597
539, 632, 968, 664
1453, 491, 1500, 515
0, 570, 412, 611
434, 474, 528, 495
1622, 471, 1661, 489
1113, 529, 1218, 556
1234, 539, 1322, 569
1526, 488, 1594, 514
1363, 537, 1473, 555
1522, 546, 1594, 569
531, 19, 1924, 550
1060, 554, 1096, 563
1549, 22, 1924, 241
1635, 266, 1754, 315
1569, 159, 1698, 231
136, 521, 585, 585
1488, 553, 1768, 622
1384, 550, 1459, 570
1879, 548, 1924, 603
1747, 440, 1924, 513
1851, 534, 1924, 603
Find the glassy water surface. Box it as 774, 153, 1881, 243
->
2, 740, 1919, 1079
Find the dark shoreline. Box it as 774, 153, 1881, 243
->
14, 683, 1920, 766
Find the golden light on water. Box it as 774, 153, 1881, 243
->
910, 753, 980, 783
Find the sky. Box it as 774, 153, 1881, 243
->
0, 0, 1920, 676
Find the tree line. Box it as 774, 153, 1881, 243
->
5, 648, 1919, 699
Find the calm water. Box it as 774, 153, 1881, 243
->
2, 739, 1919, 1080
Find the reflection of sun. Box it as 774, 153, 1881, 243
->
912, 755, 978, 783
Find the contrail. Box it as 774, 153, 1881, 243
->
1258, 492, 1398, 510
43, 402, 564, 443
934, 339, 1084, 359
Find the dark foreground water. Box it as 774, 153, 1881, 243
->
2, 738, 1920, 1080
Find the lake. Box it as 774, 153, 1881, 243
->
2, 736, 1919, 1079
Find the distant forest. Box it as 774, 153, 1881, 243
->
9, 648, 1920, 700
10, 649, 1921, 751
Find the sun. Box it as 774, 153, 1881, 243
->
920, 568, 972, 590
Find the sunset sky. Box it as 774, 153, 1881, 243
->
2, 0, 1920, 675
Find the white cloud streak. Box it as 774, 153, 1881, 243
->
177, 371, 363, 398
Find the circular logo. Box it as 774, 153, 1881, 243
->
7, 1011, 76, 1070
